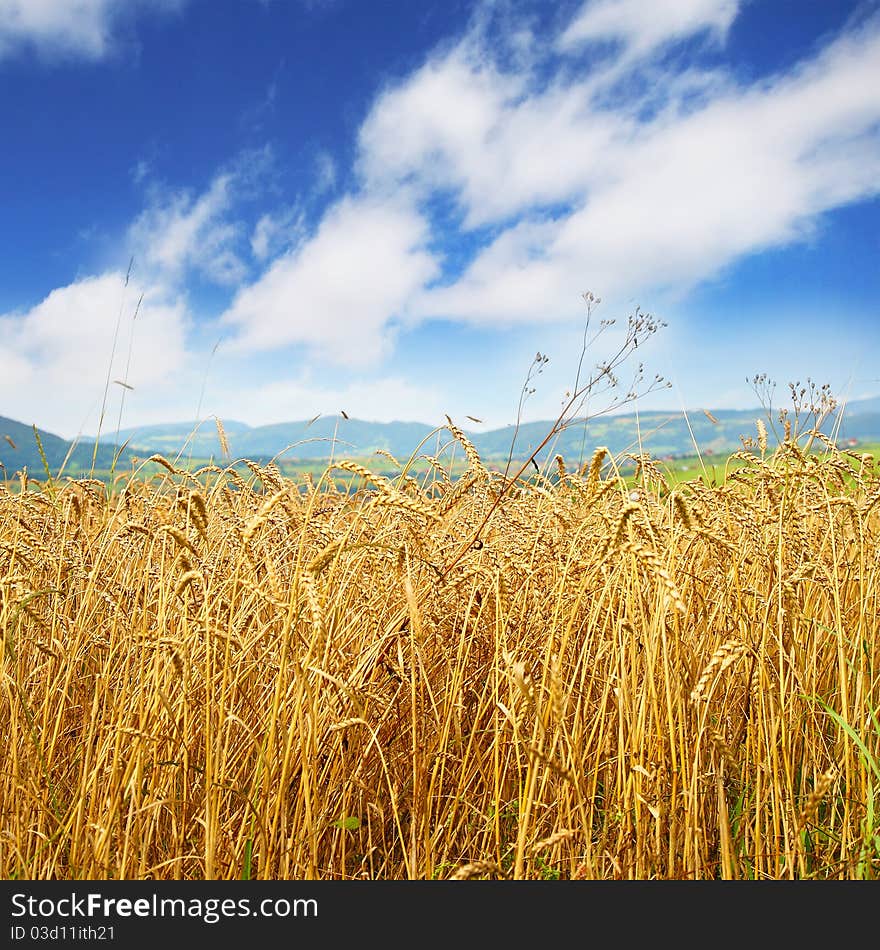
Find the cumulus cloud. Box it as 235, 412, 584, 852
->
367, 5, 880, 327
356, 5, 738, 230
358, 46, 633, 232
221, 193, 438, 365
0, 272, 189, 435
0, 0, 185, 62
32, 0, 864, 428
358, 47, 525, 211
217, 3, 880, 370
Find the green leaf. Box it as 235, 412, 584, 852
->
241, 838, 253, 880
806, 695, 880, 786
333, 816, 361, 831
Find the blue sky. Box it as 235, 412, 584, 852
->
0, 0, 878, 439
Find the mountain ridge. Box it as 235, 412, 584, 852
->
3, 393, 878, 477
0, 416, 122, 477
103, 394, 880, 462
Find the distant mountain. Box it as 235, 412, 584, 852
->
3, 394, 877, 481
109, 417, 441, 463
840, 394, 880, 415
89, 394, 880, 466
0, 416, 121, 478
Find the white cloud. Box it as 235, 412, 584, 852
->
0, 0, 184, 62
128, 146, 279, 287
208, 373, 449, 430
357, 28, 725, 230
0, 346, 31, 392
412, 216, 575, 324
218, 3, 880, 378
314, 150, 337, 196
221, 193, 438, 365
250, 214, 274, 262
250, 207, 304, 262
558, 0, 740, 58
379, 9, 880, 326
358, 47, 539, 225
131, 157, 152, 185
129, 173, 248, 287
0, 272, 189, 435
12, 0, 877, 436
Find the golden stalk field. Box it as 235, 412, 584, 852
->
1, 431, 879, 880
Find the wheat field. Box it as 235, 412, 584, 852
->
1, 428, 878, 880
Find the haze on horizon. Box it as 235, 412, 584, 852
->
0, 0, 878, 441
